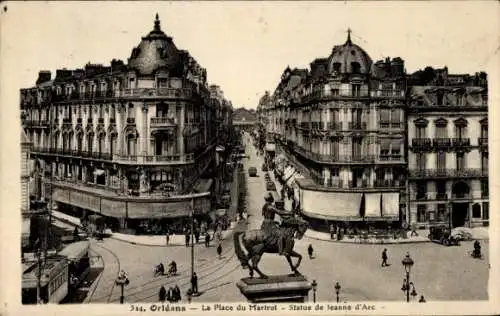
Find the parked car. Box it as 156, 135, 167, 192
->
428, 226, 460, 246
248, 167, 257, 177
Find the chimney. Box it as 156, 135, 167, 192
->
36, 71, 52, 85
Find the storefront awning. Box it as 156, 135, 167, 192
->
301, 190, 363, 220
126, 201, 192, 219
364, 193, 382, 218
382, 193, 400, 219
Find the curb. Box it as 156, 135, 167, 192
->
304, 233, 431, 245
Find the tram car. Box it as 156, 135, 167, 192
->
22, 257, 69, 304
59, 241, 91, 291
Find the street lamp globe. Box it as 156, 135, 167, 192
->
401, 253, 414, 274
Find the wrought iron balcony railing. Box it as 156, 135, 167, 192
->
409, 168, 488, 179
411, 138, 432, 148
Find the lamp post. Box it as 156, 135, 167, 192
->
334, 282, 341, 303
401, 253, 417, 302
190, 198, 195, 294
35, 249, 42, 304
115, 270, 130, 304
311, 280, 317, 303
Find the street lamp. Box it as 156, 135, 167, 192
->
115, 270, 130, 304
311, 280, 317, 303
401, 253, 416, 302
334, 282, 341, 303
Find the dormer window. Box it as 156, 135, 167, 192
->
333, 62, 341, 73
351, 62, 361, 74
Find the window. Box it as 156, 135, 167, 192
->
127, 135, 137, 156
436, 152, 446, 171
472, 203, 481, 218
128, 104, 135, 119
436, 180, 446, 196
351, 62, 361, 74
481, 180, 489, 197
380, 139, 390, 158
98, 135, 105, 153
437, 204, 447, 221
435, 125, 447, 138
456, 153, 465, 171
379, 109, 390, 128
482, 202, 489, 220
352, 84, 361, 97
333, 62, 341, 73
436, 90, 444, 105
77, 134, 83, 151
455, 125, 465, 139
391, 139, 401, 158
110, 135, 117, 155
391, 109, 401, 128
481, 152, 488, 172
417, 205, 427, 222
129, 77, 135, 88
416, 181, 427, 199
157, 77, 168, 88
352, 137, 362, 158
330, 141, 339, 160
416, 126, 426, 139
87, 134, 93, 153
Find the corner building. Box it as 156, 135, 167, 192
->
21, 15, 233, 233
260, 33, 407, 229
407, 69, 488, 228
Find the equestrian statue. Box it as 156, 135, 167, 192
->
233, 192, 309, 278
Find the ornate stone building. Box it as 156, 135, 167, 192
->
260, 32, 407, 229
407, 68, 488, 228
21, 15, 233, 233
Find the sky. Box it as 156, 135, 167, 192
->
1, 1, 499, 109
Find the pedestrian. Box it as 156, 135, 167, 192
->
191, 272, 198, 295
419, 295, 426, 303
165, 230, 170, 245
410, 225, 418, 237
174, 284, 181, 302
166, 286, 173, 302
381, 248, 388, 267
308, 244, 314, 259
205, 233, 210, 247
217, 243, 222, 258
195, 231, 200, 244
330, 224, 335, 240
185, 232, 190, 247
159, 286, 167, 303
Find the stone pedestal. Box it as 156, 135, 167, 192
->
236, 275, 312, 303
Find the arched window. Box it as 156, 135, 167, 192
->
53, 132, 60, 149
68, 132, 73, 151
76, 133, 83, 152
98, 133, 105, 154
333, 62, 341, 73
109, 133, 117, 155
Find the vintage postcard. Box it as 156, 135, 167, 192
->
1, 1, 499, 315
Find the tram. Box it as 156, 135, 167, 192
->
58, 241, 91, 290
22, 257, 69, 304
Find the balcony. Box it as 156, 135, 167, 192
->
435, 193, 448, 200
371, 89, 405, 99
348, 122, 367, 130
378, 155, 404, 162
30, 147, 113, 161
127, 118, 135, 124
98, 118, 105, 124
294, 146, 376, 163
115, 154, 194, 164
23, 120, 49, 128
433, 138, 451, 149
151, 117, 177, 128
451, 138, 470, 148
409, 168, 488, 179
327, 122, 342, 130
121, 88, 193, 99
87, 118, 93, 124
411, 138, 432, 151
374, 180, 404, 188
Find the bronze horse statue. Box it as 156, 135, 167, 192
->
233, 216, 309, 278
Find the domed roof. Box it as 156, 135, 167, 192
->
127, 14, 181, 76
327, 30, 373, 75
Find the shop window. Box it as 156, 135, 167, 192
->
437, 204, 447, 221
482, 202, 489, 220
416, 181, 427, 199
481, 180, 489, 197
417, 205, 427, 222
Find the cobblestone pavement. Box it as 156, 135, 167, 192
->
88, 133, 489, 303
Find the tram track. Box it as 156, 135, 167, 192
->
85, 241, 122, 303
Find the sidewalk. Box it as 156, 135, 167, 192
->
51, 210, 236, 247
266, 170, 489, 244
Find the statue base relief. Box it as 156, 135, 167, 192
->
236, 274, 312, 303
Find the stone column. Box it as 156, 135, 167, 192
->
82, 166, 87, 183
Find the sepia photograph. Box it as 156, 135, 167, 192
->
1, 1, 499, 315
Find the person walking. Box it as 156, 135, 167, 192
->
308, 244, 314, 259
174, 284, 181, 302
410, 224, 418, 237
165, 230, 170, 245
419, 295, 426, 303
159, 286, 167, 303
185, 231, 190, 247
191, 272, 198, 295
217, 243, 222, 259
195, 231, 200, 244
381, 248, 388, 267
167, 286, 174, 303
205, 233, 210, 247
329, 224, 335, 240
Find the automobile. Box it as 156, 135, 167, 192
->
428, 225, 460, 246
248, 167, 258, 177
